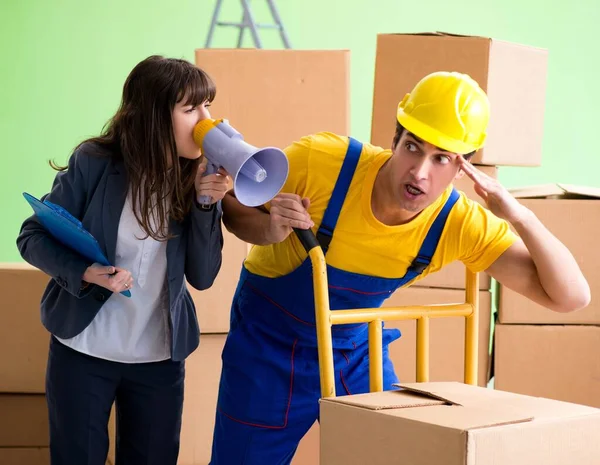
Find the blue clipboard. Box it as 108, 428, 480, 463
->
23, 192, 131, 297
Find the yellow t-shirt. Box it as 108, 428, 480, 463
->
244, 132, 517, 284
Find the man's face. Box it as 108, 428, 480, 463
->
387, 131, 466, 212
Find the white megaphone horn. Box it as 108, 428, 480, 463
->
193, 119, 289, 208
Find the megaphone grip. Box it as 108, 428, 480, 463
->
293, 228, 320, 253
197, 161, 219, 207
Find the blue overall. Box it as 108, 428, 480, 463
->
210, 138, 460, 464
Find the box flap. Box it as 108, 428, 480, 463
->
377, 32, 542, 50
434, 31, 489, 39
321, 382, 536, 431
390, 403, 534, 431
324, 382, 527, 411
509, 183, 600, 199
386, 383, 535, 431
378, 31, 489, 39
321, 389, 449, 410
395, 381, 521, 406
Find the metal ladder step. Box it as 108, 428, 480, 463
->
205, 0, 292, 49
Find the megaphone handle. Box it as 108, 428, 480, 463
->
197, 161, 219, 208
293, 227, 320, 253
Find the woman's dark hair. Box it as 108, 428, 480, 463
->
391, 121, 475, 160
51, 55, 216, 241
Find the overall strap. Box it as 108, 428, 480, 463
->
401, 188, 461, 283
316, 137, 363, 253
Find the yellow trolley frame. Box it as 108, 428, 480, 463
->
296, 230, 479, 398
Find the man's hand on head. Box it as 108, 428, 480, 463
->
458, 157, 528, 225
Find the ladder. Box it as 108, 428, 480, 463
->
205, 0, 292, 49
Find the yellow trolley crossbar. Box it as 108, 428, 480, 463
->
295, 229, 479, 398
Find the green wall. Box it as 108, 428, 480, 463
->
2, 0, 598, 261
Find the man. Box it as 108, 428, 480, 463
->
209, 71, 590, 464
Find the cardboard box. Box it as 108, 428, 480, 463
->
0, 395, 48, 447
385, 288, 492, 387
188, 229, 247, 333
194, 49, 350, 150
0, 264, 50, 393
291, 422, 319, 465
371, 32, 548, 166
320, 381, 600, 465
499, 184, 600, 324
413, 165, 497, 290
277, 287, 492, 465
0, 448, 50, 465
192, 49, 351, 334
172, 334, 224, 465
107, 405, 116, 465
495, 324, 600, 408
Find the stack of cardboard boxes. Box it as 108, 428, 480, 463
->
495, 184, 600, 408
177, 48, 353, 465
369, 32, 548, 390
317, 34, 600, 465
0, 264, 55, 465
0, 264, 116, 465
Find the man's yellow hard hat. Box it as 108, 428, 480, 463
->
396, 71, 490, 154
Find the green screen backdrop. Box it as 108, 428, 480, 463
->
1, 0, 598, 261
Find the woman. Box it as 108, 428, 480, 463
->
17, 55, 228, 465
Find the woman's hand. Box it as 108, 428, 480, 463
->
195, 159, 230, 205
82, 264, 133, 294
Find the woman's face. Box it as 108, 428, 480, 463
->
172, 100, 211, 160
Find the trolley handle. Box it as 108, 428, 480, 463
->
293, 227, 320, 253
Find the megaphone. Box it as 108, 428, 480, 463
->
193, 119, 289, 207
